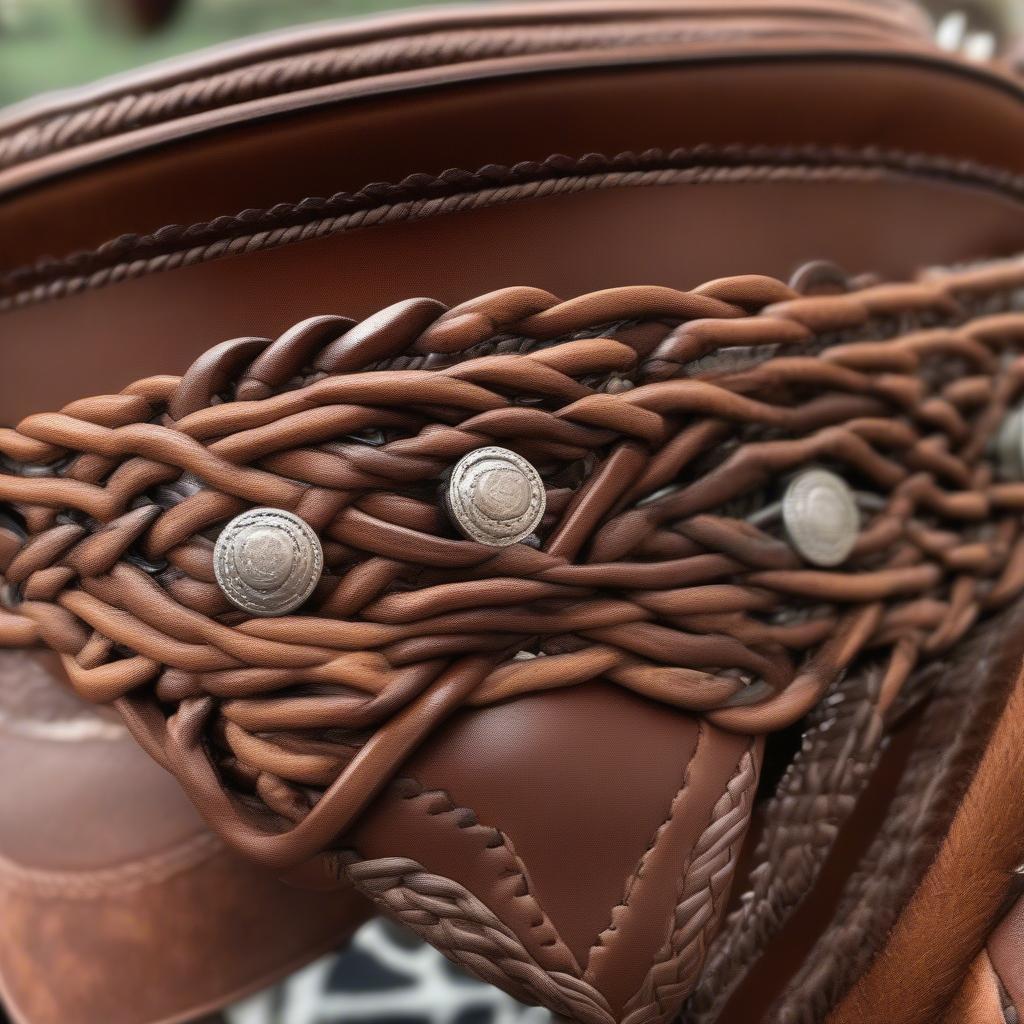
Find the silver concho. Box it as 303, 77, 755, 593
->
446, 447, 546, 547
996, 403, 1024, 481
214, 508, 323, 616
781, 467, 860, 567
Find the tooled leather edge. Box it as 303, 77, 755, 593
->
376, 776, 582, 978
587, 721, 711, 978
340, 739, 759, 1024
5, 145, 1024, 311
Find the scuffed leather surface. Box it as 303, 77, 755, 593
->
0, 651, 372, 1024
0, 845, 369, 1024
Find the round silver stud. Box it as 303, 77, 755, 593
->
781, 468, 860, 567
214, 508, 323, 616
996, 404, 1024, 481
446, 447, 546, 547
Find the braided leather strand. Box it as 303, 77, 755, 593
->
686, 657, 885, 1019
343, 854, 616, 1024
621, 744, 759, 1024
1, 258, 1024, 871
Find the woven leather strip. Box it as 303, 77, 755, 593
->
686, 595, 1024, 1021
2, 256, 1024, 866
2, 255, 1024, 1021
687, 650, 886, 1019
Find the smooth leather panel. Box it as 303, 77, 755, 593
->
3, 55, 1024, 269
0, 649, 202, 870
2, 176, 1024, 425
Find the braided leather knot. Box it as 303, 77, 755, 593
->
1, 258, 1024, 867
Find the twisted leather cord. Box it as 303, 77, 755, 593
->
2, 258, 1024, 870
621, 745, 759, 1024
4, 146, 1024, 312
342, 855, 618, 1024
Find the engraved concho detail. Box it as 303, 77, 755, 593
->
447, 447, 546, 546
214, 508, 323, 616
782, 467, 860, 567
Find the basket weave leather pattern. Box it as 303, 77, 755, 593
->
2, 255, 1024, 1020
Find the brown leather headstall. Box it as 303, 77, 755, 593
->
2, 255, 1024, 1023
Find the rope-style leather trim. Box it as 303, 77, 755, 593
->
2, 258, 1024, 873
0, 0, 936, 175
0, 3, 931, 174
687, 651, 885, 1018
621, 744, 758, 1024
4, 145, 1024, 311
342, 854, 617, 1024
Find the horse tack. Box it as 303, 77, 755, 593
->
2, 255, 1024, 1022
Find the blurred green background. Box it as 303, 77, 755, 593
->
0, 0, 1019, 109
0, 0, 434, 106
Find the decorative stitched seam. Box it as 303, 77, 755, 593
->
390, 775, 582, 976
621, 741, 759, 1024
584, 718, 706, 980
0, 830, 222, 899
4, 144, 1024, 311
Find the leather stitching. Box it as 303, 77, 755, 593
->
388, 775, 583, 976
622, 740, 759, 1023
584, 718, 706, 979
4, 144, 1024, 311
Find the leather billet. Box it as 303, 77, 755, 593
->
2, 255, 1024, 1021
